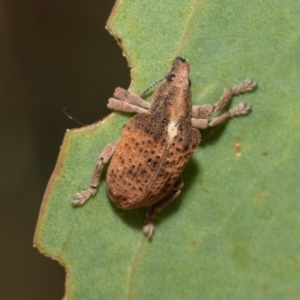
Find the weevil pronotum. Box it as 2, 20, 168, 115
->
73, 57, 257, 237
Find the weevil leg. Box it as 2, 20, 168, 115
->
107, 98, 148, 114
113, 87, 150, 109
208, 102, 252, 127
192, 79, 257, 118
214, 79, 257, 112
107, 87, 150, 114
191, 102, 252, 128
72, 140, 119, 206
143, 176, 184, 238
191, 79, 257, 129
191, 117, 209, 129
192, 104, 214, 118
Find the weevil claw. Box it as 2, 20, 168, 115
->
143, 223, 155, 238
242, 79, 257, 91
72, 188, 95, 206
229, 102, 251, 116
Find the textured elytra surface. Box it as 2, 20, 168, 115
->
107, 112, 200, 209
35, 1, 300, 299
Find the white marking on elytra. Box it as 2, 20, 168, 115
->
167, 121, 178, 140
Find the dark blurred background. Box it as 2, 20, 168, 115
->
0, 1, 129, 299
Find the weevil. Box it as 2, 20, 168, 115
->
73, 57, 257, 237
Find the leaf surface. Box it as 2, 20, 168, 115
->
35, 1, 300, 299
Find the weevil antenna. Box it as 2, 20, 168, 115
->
139, 76, 166, 98
63, 108, 86, 126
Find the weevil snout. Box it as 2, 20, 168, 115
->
167, 57, 190, 89
176, 56, 186, 62
171, 57, 188, 68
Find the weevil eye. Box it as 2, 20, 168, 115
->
188, 78, 191, 88
166, 73, 176, 82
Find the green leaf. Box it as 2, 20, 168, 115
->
35, 1, 300, 299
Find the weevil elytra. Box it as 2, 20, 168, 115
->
73, 57, 257, 237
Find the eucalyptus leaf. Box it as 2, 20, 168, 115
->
35, 1, 300, 299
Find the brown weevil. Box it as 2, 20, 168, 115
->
73, 57, 257, 237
